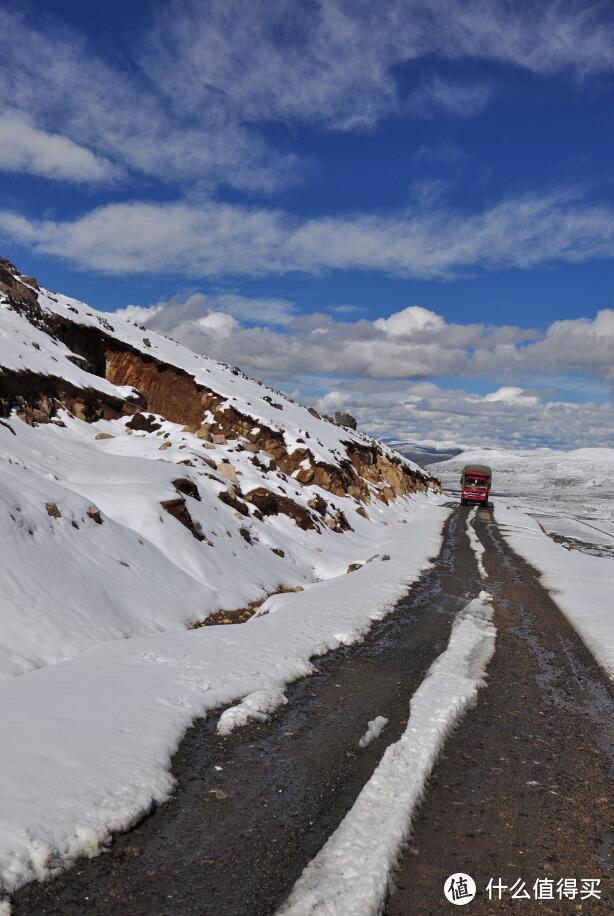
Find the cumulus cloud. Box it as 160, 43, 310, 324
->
115, 291, 296, 329
374, 306, 445, 335
484, 386, 539, 405
3, 190, 614, 279
314, 381, 614, 450
113, 293, 614, 387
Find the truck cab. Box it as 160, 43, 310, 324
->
460, 464, 492, 507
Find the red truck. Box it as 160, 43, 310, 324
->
460, 464, 492, 507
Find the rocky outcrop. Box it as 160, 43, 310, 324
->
334, 410, 357, 430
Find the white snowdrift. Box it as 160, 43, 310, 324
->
278, 592, 496, 916
0, 499, 448, 894
495, 505, 614, 680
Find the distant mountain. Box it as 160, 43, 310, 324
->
382, 438, 463, 467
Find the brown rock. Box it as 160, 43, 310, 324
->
216, 462, 239, 485
126, 413, 161, 433
87, 506, 103, 524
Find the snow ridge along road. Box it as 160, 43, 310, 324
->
278, 592, 496, 916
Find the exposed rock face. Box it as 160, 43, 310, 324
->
160, 497, 204, 541
245, 488, 317, 530
126, 413, 162, 433
0, 258, 39, 308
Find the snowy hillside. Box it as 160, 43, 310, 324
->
0, 256, 438, 679
0, 258, 448, 893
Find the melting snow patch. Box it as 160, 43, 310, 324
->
217, 687, 288, 735
466, 508, 487, 579
278, 591, 496, 916
358, 716, 388, 749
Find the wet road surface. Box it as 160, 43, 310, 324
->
386, 508, 613, 915
12, 507, 614, 915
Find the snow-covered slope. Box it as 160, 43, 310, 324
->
0, 258, 448, 894
0, 256, 438, 680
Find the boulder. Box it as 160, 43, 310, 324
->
334, 411, 357, 430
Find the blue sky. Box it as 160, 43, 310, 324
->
1, 0, 614, 447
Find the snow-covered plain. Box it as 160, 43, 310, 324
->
279, 592, 496, 916
0, 268, 447, 894
438, 447, 614, 679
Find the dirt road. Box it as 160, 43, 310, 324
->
12, 507, 613, 915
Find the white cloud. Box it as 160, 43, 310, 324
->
409, 76, 492, 117
116, 291, 296, 330
111, 292, 614, 389
0, 8, 294, 191
196, 312, 238, 337
142, 0, 614, 131
3, 2, 614, 190
375, 306, 445, 336
314, 381, 614, 450
0, 109, 117, 183
3, 190, 614, 280
483, 386, 539, 404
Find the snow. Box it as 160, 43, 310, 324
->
0, 266, 449, 894
0, 489, 448, 893
358, 716, 388, 749
0, 385, 431, 682
217, 686, 288, 735
466, 508, 487, 579
278, 592, 496, 916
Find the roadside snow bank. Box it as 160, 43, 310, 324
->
0, 499, 449, 894
278, 591, 496, 916
495, 504, 614, 680
466, 508, 487, 579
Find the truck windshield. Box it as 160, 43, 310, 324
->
465, 475, 488, 486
